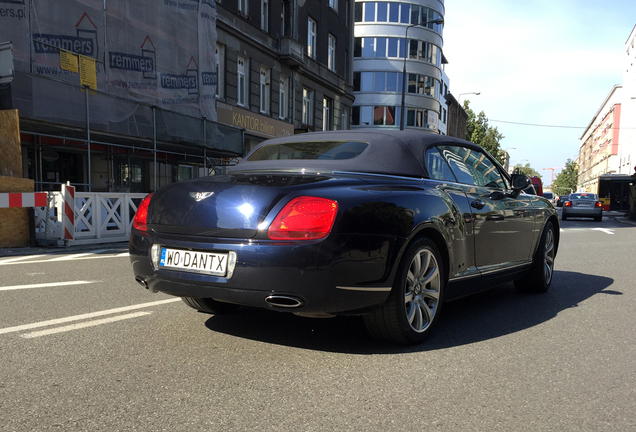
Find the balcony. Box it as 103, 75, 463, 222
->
279, 37, 304, 67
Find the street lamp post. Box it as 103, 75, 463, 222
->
400, 18, 444, 131
453, 91, 480, 138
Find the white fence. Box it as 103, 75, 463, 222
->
35, 192, 148, 246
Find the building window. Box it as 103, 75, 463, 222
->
302, 88, 314, 126
328, 34, 336, 72
237, 56, 248, 107
261, 0, 269, 32
281, 1, 286, 37
352, 105, 405, 127
260, 66, 270, 114
238, 0, 248, 15
308, 18, 317, 59
215, 44, 225, 98
279, 75, 287, 120
323, 97, 333, 131
329, 0, 337, 13
342, 106, 349, 130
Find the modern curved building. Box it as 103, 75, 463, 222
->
352, 0, 445, 132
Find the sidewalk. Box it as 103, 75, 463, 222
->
0, 241, 129, 258
605, 211, 636, 226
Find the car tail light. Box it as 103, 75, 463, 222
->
133, 193, 153, 232
595, 202, 603, 208
268, 196, 338, 240
564, 201, 572, 207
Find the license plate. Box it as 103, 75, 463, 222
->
159, 248, 228, 276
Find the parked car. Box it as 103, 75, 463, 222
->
130, 130, 560, 345
561, 193, 603, 222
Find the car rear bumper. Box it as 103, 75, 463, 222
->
129, 231, 401, 315
562, 207, 602, 218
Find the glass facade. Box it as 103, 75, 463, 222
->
354, 37, 441, 66
352, 0, 444, 132
355, 2, 443, 32
354, 71, 439, 97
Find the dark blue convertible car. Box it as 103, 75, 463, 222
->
130, 130, 559, 345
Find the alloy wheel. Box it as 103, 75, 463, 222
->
404, 247, 441, 333
543, 227, 555, 285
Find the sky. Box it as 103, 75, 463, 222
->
442, 0, 636, 185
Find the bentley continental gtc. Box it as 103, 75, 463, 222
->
130, 130, 559, 345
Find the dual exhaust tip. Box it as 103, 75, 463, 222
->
265, 295, 304, 308
136, 277, 304, 309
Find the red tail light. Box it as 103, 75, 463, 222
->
564, 201, 572, 207
268, 196, 338, 240
595, 202, 603, 208
133, 193, 153, 232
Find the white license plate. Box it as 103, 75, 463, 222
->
159, 248, 228, 276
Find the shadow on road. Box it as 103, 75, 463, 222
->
203, 270, 615, 354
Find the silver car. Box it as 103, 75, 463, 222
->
561, 193, 603, 222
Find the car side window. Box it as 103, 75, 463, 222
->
437, 145, 477, 185
425, 147, 457, 182
475, 154, 508, 189
438, 145, 508, 189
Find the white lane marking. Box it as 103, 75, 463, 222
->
21, 312, 151, 338
116, 252, 129, 257
0, 255, 42, 264
592, 228, 615, 235
46, 253, 94, 262
0, 280, 96, 292
0, 298, 181, 335
0, 253, 128, 266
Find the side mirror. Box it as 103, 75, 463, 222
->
510, 174, 532, 190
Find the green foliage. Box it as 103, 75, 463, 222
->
552, 159, 578, 196
512, 163, 541, 178
464, 101, 505, 165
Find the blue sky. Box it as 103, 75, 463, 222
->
442, 0, 636, 184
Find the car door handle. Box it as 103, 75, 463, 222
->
471, 199, 486, 210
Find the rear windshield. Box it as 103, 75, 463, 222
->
248, 141, 368, 161
543, 192, 553, 199
570, 193, 597, 200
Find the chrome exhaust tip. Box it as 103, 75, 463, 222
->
135, 277, 148, 288
265, 295, 304, 308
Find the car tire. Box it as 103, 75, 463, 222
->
515, 220, 556, 293
181, 297, 241, 314
561, 212, 567, 221
595, 216, 602, 222
363, 237, 444, 345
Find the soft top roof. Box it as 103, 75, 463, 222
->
229, 129, 485, 178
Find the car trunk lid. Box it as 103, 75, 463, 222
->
147, 172, 360, 238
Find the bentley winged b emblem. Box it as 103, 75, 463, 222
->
190, 192, 215, 202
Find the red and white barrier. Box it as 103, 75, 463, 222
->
0, 192, 48, 208
62, 184, 75, 241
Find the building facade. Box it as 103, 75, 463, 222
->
351, 0, 445, 132
0, 0, 354, 194
215, 0, 355, 155
619, 24, 636, 176
578, 85, 623, 192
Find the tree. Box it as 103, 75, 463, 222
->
512, 163, 541, 178
464, 100, 505, 166
552, 159, 578, 196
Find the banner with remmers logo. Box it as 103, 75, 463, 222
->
0, 0, 217, 122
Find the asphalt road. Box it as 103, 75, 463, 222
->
0, 214, 635, 431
